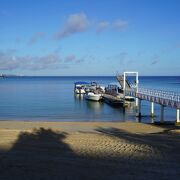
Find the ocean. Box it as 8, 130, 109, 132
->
0, 76, 179, 122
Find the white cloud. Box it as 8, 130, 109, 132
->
55, 12, 89, 39
54, 13, 128, 39
64, 55, 86, 64
96, 21, 109, 34
113, 20, 128, 31
65, 55, 76, 62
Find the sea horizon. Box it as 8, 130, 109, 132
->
2, 75, 180, 78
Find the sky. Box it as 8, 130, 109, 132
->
0, 0, 180, 76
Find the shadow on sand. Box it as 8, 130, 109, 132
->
0, 127, 180, 180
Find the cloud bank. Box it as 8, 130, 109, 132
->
0, 49, 60, 71
0, 49, 86, 71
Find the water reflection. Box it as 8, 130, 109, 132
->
151, 118, 155, 123
74, 94, 84, 101
73, 94, 142, 122
125, 102, 135, 109
136, 116, 141, 122
86, 101, 104, 112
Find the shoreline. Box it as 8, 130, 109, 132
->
0, 120, 169, 133
0, 120, 178, 130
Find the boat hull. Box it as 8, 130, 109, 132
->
74, 88, 86, 94
102, 94, 124, 106
84, 93, 102, 101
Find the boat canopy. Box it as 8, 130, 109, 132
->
108, 82, 121, 88
74, 82, 90, 85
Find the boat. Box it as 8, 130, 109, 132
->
84, 92, 102, 101
85, 82, 105, 94
105, 83, 134, 102
74, 82, 89, 94
124, 95, 135, 102
102, 94, 124, 106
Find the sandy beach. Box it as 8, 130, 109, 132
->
0, 121, 180, 180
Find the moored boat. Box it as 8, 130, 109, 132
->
85, 82, 105, 94
105, 83, 134, 102
74, 82, 89, 94
102, 94, 124, 106
84, 92, 102, 101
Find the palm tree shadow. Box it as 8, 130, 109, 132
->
0, 128, 84, 180
0, 128, 129, 180
11, 128, 69, 154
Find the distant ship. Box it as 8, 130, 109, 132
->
0, 74, 4, 78
0, 74, 18, 78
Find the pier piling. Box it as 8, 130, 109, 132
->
176, 109, 180, 123
135, 98, 138, 109
139, 99, 142, 117
150, 102, 154, 117
160, 105, 164, 123
136, 99, 141, 117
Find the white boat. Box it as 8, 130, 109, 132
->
85, 82, 105, 94
74, 85, 86, 94
74, 82, 89, 94
84, 92, 102, 101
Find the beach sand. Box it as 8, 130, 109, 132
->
0, 121, 180, 180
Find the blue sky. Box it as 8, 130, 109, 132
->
0, 0, 180, 76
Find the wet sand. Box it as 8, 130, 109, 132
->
0, 121, 180, 179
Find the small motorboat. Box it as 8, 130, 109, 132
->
84, 92, 102, 101
74, 82, 89, 94
105, 83, 134, 102
85, 82, 105, 94
102, 94, 124, 106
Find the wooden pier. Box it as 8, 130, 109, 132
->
126, 87, 180, 123
117, 72, 180, 124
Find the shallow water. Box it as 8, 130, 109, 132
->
0, 76, 179, 122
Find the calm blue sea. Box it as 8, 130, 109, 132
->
0, 76, 179, 122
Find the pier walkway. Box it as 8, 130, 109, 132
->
126, 87, 180, 123
116, 73, 180, 123
127, 87, 180, 109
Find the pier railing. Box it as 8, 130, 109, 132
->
126, 87, 180, 109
